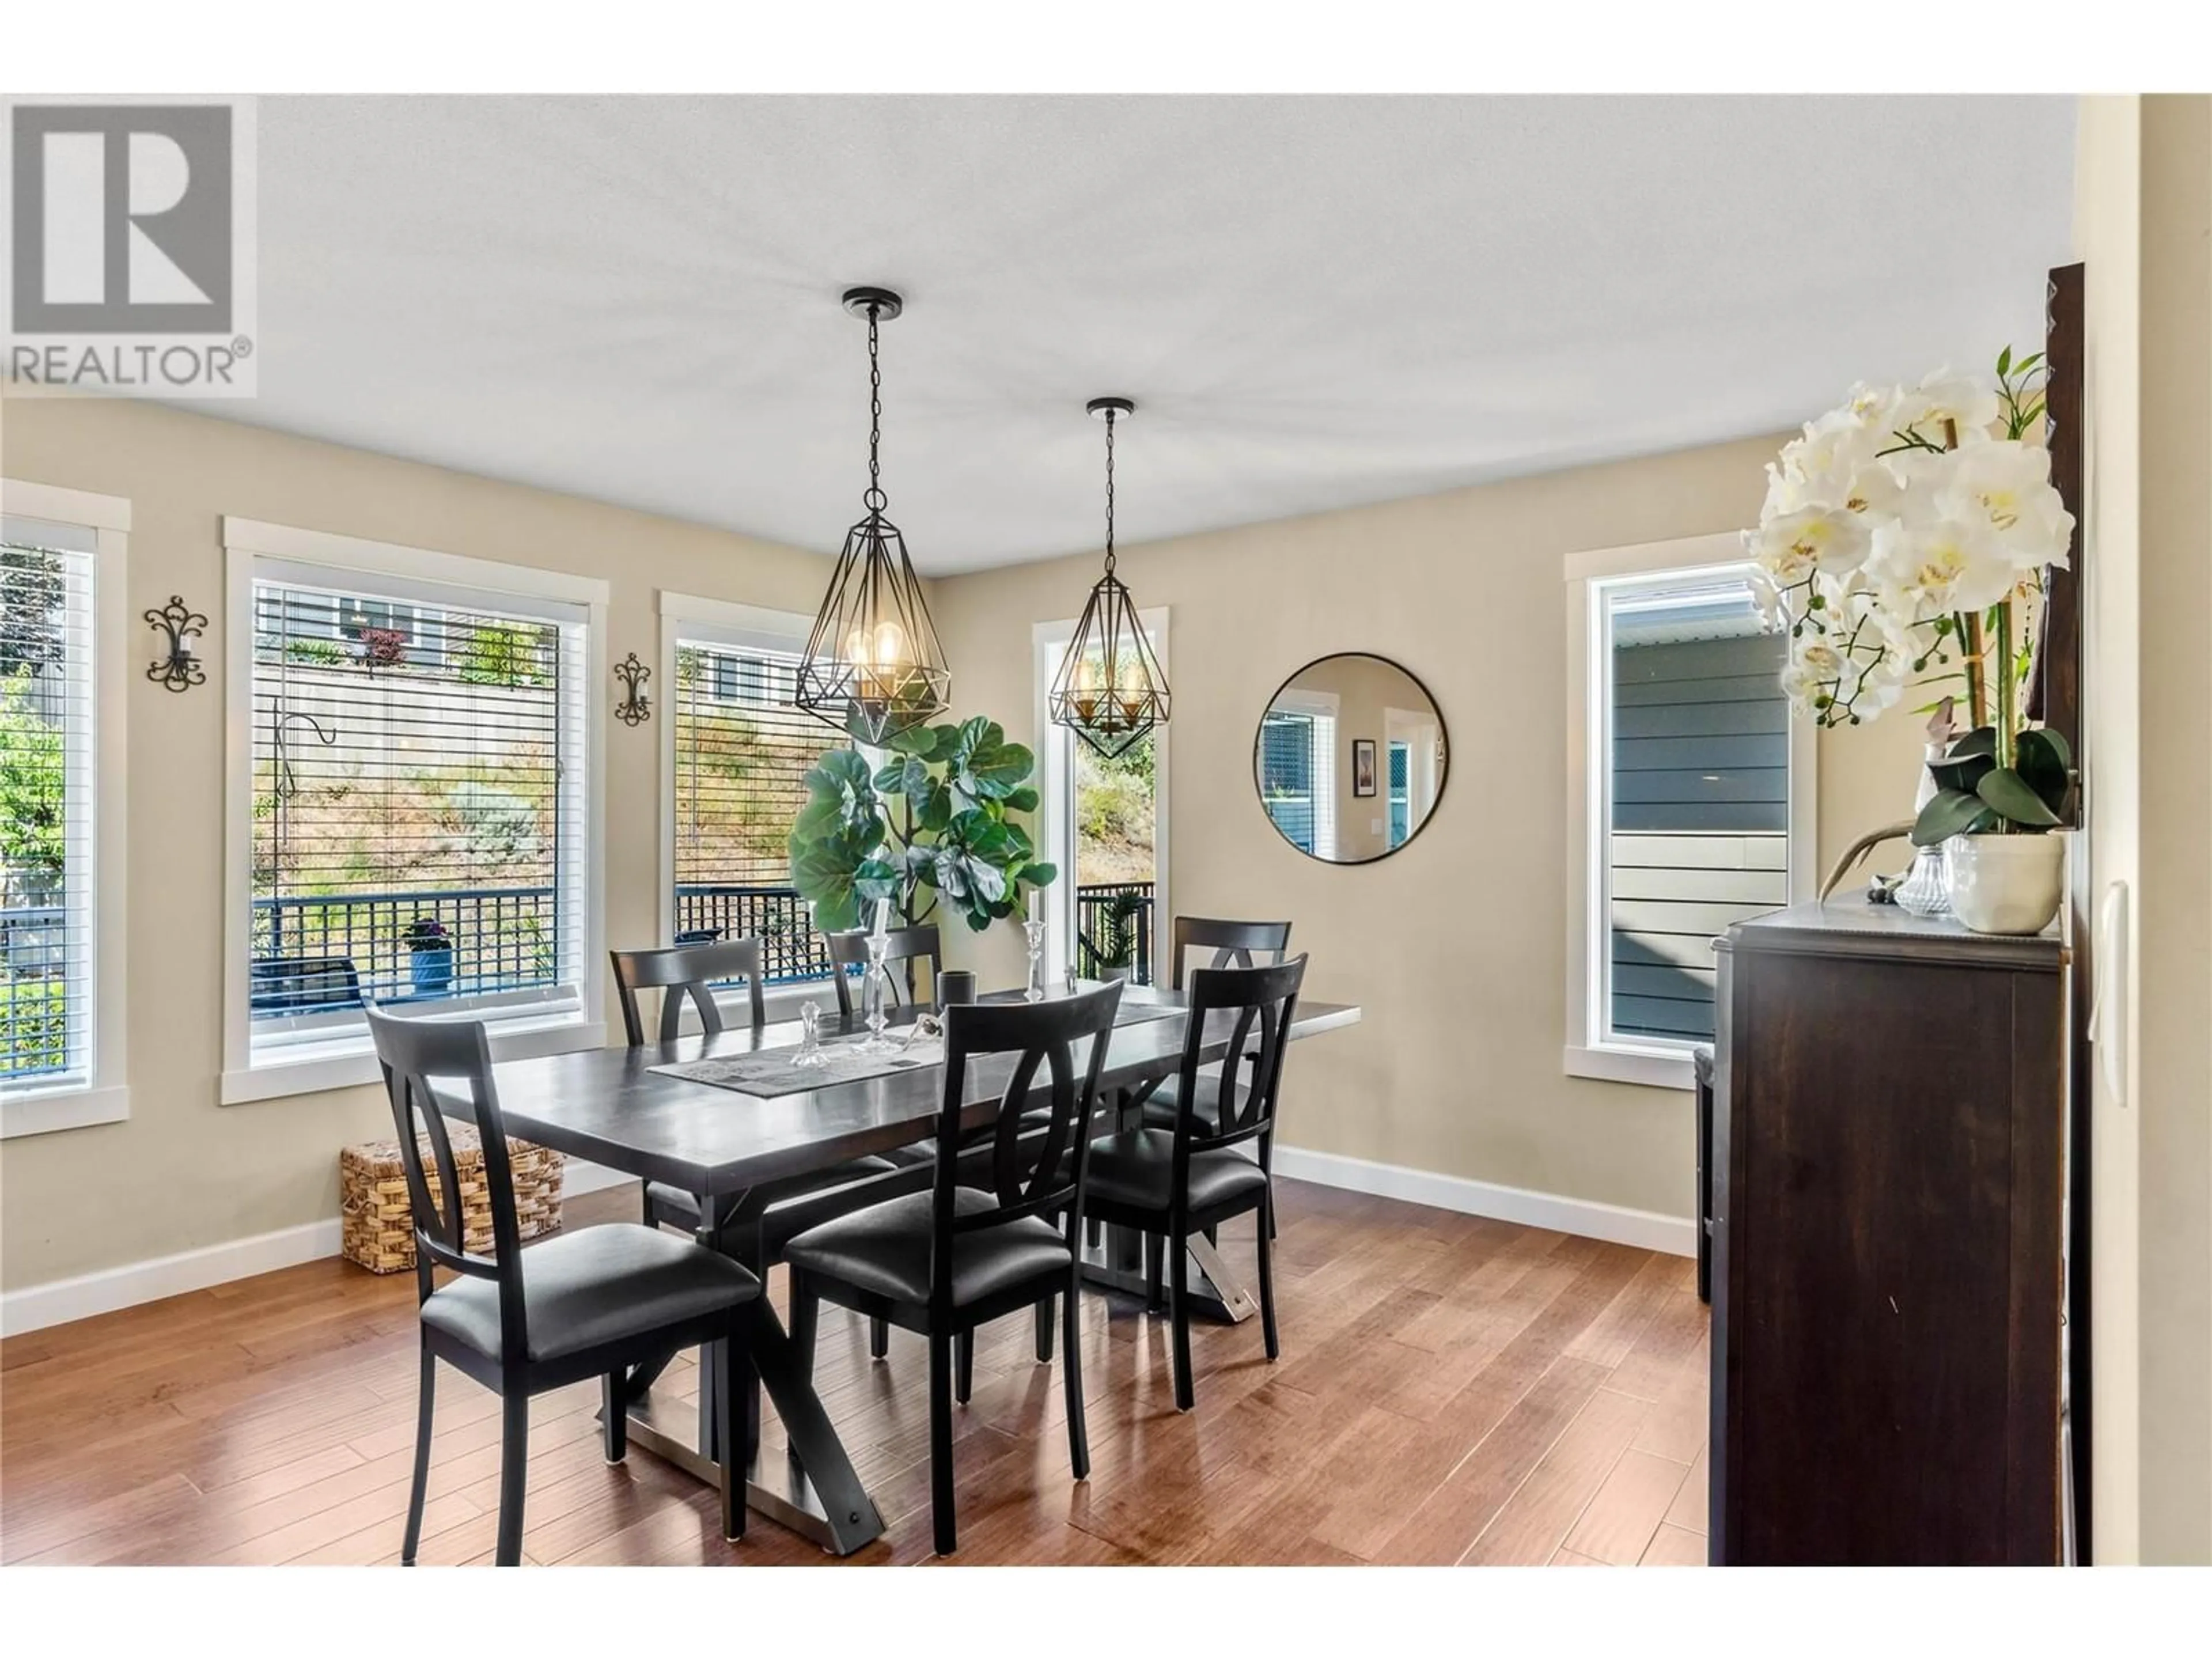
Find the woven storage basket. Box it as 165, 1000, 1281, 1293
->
340, 1127, 564, 1274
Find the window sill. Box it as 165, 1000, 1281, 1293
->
1, 1082, 130, 1139
1563, 1043, 1696, 1092
222, 1016, 607, 1105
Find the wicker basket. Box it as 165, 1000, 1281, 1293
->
340, 1127, 565, 1273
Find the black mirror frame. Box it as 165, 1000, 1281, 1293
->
1251, 652, 1449, 868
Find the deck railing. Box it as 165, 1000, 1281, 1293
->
1075, 881, 1154, 986
671, 884, 828, 983
1, 904, 69, 1080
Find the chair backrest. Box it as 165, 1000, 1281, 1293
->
1168, 915, 1292, 990
823, 925, 943, 1017
366, 1009, 528, 1363
609, 938, 767, 1047
1167, 954, 1308, 1169
929, 980, 1124, 1307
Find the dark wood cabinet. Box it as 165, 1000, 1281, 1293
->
1709, 902, 2066, 1565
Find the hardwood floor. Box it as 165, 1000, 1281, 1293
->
0, 1179, 1710, 1567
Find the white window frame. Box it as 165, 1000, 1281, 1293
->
1032, 609, 1172, 986
658, 592, 842, 1028
220, 517, 609, 1104
1262, 686, 1338, 862
1563, 532, 1816, 1091
0, 481, 130, 1138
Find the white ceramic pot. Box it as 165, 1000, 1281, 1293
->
1946, 832, 2065, 935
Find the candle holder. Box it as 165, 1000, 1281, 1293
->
855, 933, 898, 1053
1023, 919, 1048, 1003
145, 595, 207, 692
613, 652, 652, 726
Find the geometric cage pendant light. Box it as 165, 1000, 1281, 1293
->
794, 286, 951, 745
1048, 396, 1171, 759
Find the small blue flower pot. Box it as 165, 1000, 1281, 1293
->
410, 944, 454, 997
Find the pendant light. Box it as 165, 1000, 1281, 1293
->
794, 286, 950, 744
1049, 397, 1171, 759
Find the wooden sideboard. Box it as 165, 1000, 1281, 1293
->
1708, 902, 2067, 1565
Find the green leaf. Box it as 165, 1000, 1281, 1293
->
1997, 344, 2012, 377
1928, 749, 1994, 798
1016, 861, 1058, 889
1947, 726, 1998, 760
1976, 767, 2062, 828
2014, 728, 2072, 815
1003, 784, 1040, 815
2020, 724, 2071, 772
2011, 351, 2043, 377
1912, 788, 1997, 847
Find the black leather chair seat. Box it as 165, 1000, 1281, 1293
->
420, 1223, 759, 1363
1085, 1128, 1267, 1214
646, 1153, 900, 1233
781, 1187, 1070, 1309
1138, 1070, 1248, 1133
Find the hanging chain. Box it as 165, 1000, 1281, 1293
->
864, 303, 886, 513
1102, 408, 1117, 574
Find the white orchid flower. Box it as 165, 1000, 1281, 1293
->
1866, 514, 2017, 616
1933, 440, 2075, 571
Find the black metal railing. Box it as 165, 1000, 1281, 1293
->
1075, 881, 1154, 986
252, 885, 561, 1013
1, 904, 69, 1080
672, 883, 827, 983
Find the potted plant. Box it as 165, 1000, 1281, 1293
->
1746, 348, 2076, 934
1091, 891, 1147, 982
406, 915, 454, 995
787, 714, 1056, 935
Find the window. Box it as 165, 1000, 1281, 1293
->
224, 519, 606, 1102
1, 482, 129, 1137
664, 602, 830, 986
1387, 740, 1411, 849
1565, 534, 1813, 1089
1259, 692, 1337, 860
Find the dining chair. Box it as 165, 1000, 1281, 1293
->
1083, 955, 1306, 1411
1137, 916, 1293, 1146
610, 937, 767, 1044
781, 980, 1124, 1556
822, 923, 944, 1017
367, 1008, 758, 1565
612, 939, 905, 1362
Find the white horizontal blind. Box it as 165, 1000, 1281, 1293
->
1, 519, 97, 1093
249, 565, 589, 1051
671, 637, 831, 983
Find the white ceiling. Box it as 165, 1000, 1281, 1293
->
230, 95, 2075, 573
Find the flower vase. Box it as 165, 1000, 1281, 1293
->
410, 944, 454, 996
1894, 744, 1952, 918
1947, 834, 2065, 935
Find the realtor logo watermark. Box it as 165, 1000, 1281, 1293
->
3, 96, 257, 397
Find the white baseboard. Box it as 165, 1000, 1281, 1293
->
1, 1158, 641, 1339
1272, 1145, 1697, 1258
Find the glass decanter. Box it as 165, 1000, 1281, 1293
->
790, 1000, 830, 1067
1023, 919, 1048, 1003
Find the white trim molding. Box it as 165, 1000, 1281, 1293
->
0, 1156, 641, 1337
1273, 1145, 1696, 1257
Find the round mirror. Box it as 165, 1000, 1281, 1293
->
1253, 653, 1447, 864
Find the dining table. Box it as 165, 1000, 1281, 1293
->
465, 978, 1363, 1555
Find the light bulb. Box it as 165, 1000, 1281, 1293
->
873, 619, 909, 668
844, 627, 871, 668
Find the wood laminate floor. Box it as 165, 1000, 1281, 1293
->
0, 1180, 1710, 1566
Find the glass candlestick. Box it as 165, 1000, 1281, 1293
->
791, 1000, 830, 1067
857, 933, 897, 1052
1023, 919, 1048, 1003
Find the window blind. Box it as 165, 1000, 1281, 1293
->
671, 639, 831, 983
1, 519, 97, 1092
249, 569, 588, 1050
1258, 709, 1337, 859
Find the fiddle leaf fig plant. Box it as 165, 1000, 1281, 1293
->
788, 713, 1057, 933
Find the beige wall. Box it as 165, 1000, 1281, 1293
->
0, 395, 841, 1293
2075, 93, 2212, 1566
931, 435, 1923, 1222
1271, 652, 1440, 863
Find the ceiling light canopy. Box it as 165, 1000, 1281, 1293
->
1049, 397, 1171, 759
794, 286, 950, 745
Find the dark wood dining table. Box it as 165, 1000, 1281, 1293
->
465, 979, 1362, 1554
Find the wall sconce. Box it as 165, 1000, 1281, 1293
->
613, 652, 652, 726
145, 595, 207, 692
